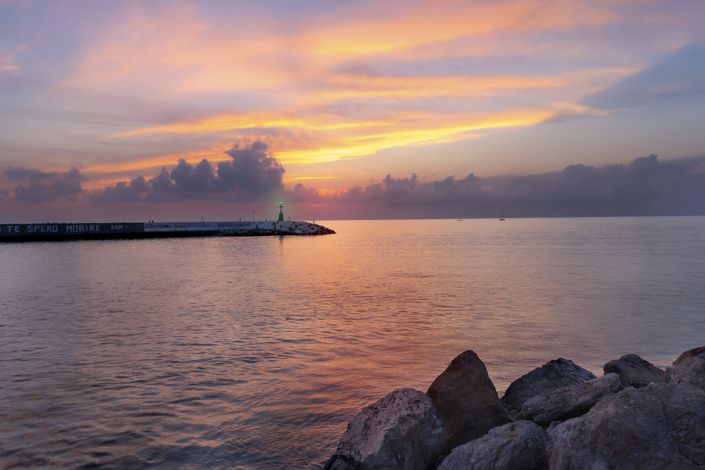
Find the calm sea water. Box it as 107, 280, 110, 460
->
2, 217, 705, 469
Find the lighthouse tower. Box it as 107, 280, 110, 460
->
278, 202, 284, 221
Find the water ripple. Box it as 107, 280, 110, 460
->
1, 218, 705, 468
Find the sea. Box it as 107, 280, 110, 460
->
2, 217, 705, 469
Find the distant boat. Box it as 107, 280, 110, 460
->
499, 211, 505, 221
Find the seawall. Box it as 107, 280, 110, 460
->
0, 220, 335, 243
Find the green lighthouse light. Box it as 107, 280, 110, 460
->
278, 202, 284, 221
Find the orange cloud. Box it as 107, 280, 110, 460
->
316, 188, 339, 196
81, 145, 232, 175
115, 113, 395, 137
306, 74, 568, 103
64, 0, 623, 97
55, 0, 642, 183
306, 0, 619, 58
110, 106, 553, 165
284, 176, 339, 181
81, 177, 131, 191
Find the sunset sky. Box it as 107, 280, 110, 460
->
1, 0, 705, 221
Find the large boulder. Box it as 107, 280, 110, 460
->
665, 355, 705, 391
549, 383, 705, 470
437, 421, 548, 470
674, 346, 705, 365
427, 350, 511, 452
324, 388, 444, 470
518, 373, 627, 426
501, 359, 596, 418
603, 354, 664, 388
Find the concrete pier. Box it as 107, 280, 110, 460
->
0, 220, 335, 242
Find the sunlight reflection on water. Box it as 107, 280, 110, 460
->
1, 217, 705, 468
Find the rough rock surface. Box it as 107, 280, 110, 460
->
427, 350, 511, 452
500, 359, 596, 418
437, 421, 548, 470
518, 373, 627, 426
665, 355, 705, 391
674, 346, 705, 365
603, 354, 664, 388
549, 383, 705, 470
291, 222, 336, 235
324, 388, 444, 470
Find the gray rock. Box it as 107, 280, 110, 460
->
324, 388, 444, 470
549, 382, 705, 470
603, 353, 664, 388
501, 358, 596, 417
674, 345, 705, 365
518, 373, 627, 426
437, 421, 548, 470
427, 350, 511, 452
665, 355, 705, 391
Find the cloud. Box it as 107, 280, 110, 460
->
628, 153, 687, 178
6, 151, 705, 217
3, 166, 86, 202
56, 0, 645, 169
89, 151, 705, 216
88, 176, 149, 203
66, 0, 622, 96
494, 155, 705, 215
115, 106, 544, 166
0, 47, 19, 73
165, 158, 218, 195
582, 43, 705, 110
4, 0, 705, 187
89, 141, 285, 203
290, 183, 322, 203
338, 173, 482, 206
219, 141, 285, 195
335, 155, 705, 216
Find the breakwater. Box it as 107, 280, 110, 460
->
0, 220, 335, 242
325, 346, 705, 470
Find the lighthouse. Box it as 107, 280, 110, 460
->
278, 202, 284, 221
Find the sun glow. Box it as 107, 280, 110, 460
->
111, 107, 551, 166
6, 0, 688, 200
56, 0, 636, 176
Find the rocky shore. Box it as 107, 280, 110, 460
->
324, 347, 705, 470
218, 222, 335, 236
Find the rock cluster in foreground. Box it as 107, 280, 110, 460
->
324, 346, 705, 470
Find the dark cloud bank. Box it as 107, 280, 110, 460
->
583, 43, 705, 111
323, 154, 704, 217
546, 42, 705, 123
90, 141, 285, 203
2, 143, 704, 217
2, 166, 85, 202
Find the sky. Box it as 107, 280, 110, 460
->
1, 0, 705, 222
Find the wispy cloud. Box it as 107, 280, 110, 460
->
0, 47, 19, 72
583, 42, 705, 110
2, 0, 705, 199
112, 107, 543, 164
49, 0, 665, 170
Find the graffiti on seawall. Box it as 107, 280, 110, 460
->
0, 223, 144, 236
